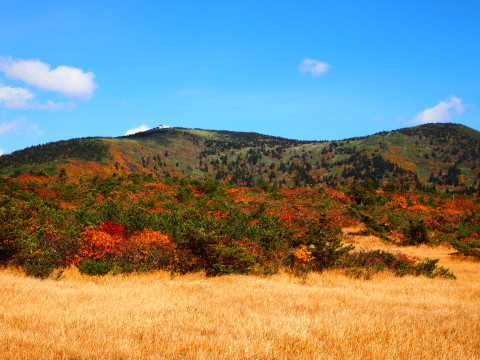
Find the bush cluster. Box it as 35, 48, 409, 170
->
341, 249, 455, 280
0, 174, 459, 279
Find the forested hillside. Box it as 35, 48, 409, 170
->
1, 123, 479, 193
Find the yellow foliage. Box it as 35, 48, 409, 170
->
293, 245, 314, 268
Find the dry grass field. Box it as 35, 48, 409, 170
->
1, 229, 479, 360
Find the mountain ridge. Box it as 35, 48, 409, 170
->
1, 123, 479, 193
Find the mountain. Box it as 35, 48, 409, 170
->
1, 123, 479, 192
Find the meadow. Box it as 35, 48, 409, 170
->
1, 231, 479, 360
1, 174, 480, 358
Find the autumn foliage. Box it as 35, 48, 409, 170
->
76, 222, 177, 273
1, 172, 477, 278
292, 245, 314, 270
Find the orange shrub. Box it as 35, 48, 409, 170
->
293, 245, 314, 269
129, 229, 177, 253
127, 229, 178, 268
389, 230, 405, 242
77, 224, 177, 270
325, 188, 353, 204
77, 230, 126, 262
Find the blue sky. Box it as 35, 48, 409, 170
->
0, 0, 479, 154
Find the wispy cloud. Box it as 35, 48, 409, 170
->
298, 58, 331, 77
36, 100, 76, 112
0, 116, 43, 137
0, 56, 97, 99
413, 96, 465, 124
0, 118, 22, 134
125, 124, 150, 136
0, 85, 75, 111
0, 85, 35, 109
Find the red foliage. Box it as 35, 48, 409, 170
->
14, 174, 49, 183
77, 229, 125, 262
326, 207, 358, 227
213, 210, 228, 218
394, 252, 416, 266
424, 213, 461, 230
76, 222, 177, 267
325, 188, 353, 204
33, 187, 59, 200
98, 221, 127, 238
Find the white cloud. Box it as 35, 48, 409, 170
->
125, 124, 150, 136
36, 100, 76, 112
0, 149, 5, 156
0, 85, 35, 109
0, 85, 76, 111
0, 117, 43, 137
0, 57, 97, 99
0, 118, 21, 134
413, 96, 465, 124
298, 58, 331, 77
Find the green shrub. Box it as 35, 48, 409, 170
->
208, 243, 259, 276
23, 251, 60, 279
340, 249, 455, 279
449, 239, 480, 259
77, 259, 113, 276
123, 204, 149, 231
299, 216, 354, 272
403, 219, 429, 245
112, 259, 135, 274
412, 258, 456, 279
175, 186, 194, 203
0, 195, 33, 264
99, 199, 123, 223
197, 178, 225, 197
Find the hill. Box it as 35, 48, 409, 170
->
1, 123, 479, 192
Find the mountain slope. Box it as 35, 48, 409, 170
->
1, 123, 479, 192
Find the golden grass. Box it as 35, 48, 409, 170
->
1, 232, 479, 359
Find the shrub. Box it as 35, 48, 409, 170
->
449, 239, 480, 259
196, 178, 225, 197
126, 229, 178, 270
23, 251, 60, 279
299, 216, 354, 272
112, 259, 135, 274
77, 228, 126, 261
403, 219, 429, 245
77, 259, 113, 275
175, 186, 194, 203
208, 242, 259, 276
99, 199, 123, 223
0, 195, 35, 264
412, 258, 456, 279
341, 249, 455, 279
39, 226, 80, 266
291, 245, 315, 276
123, 205, 150, 231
